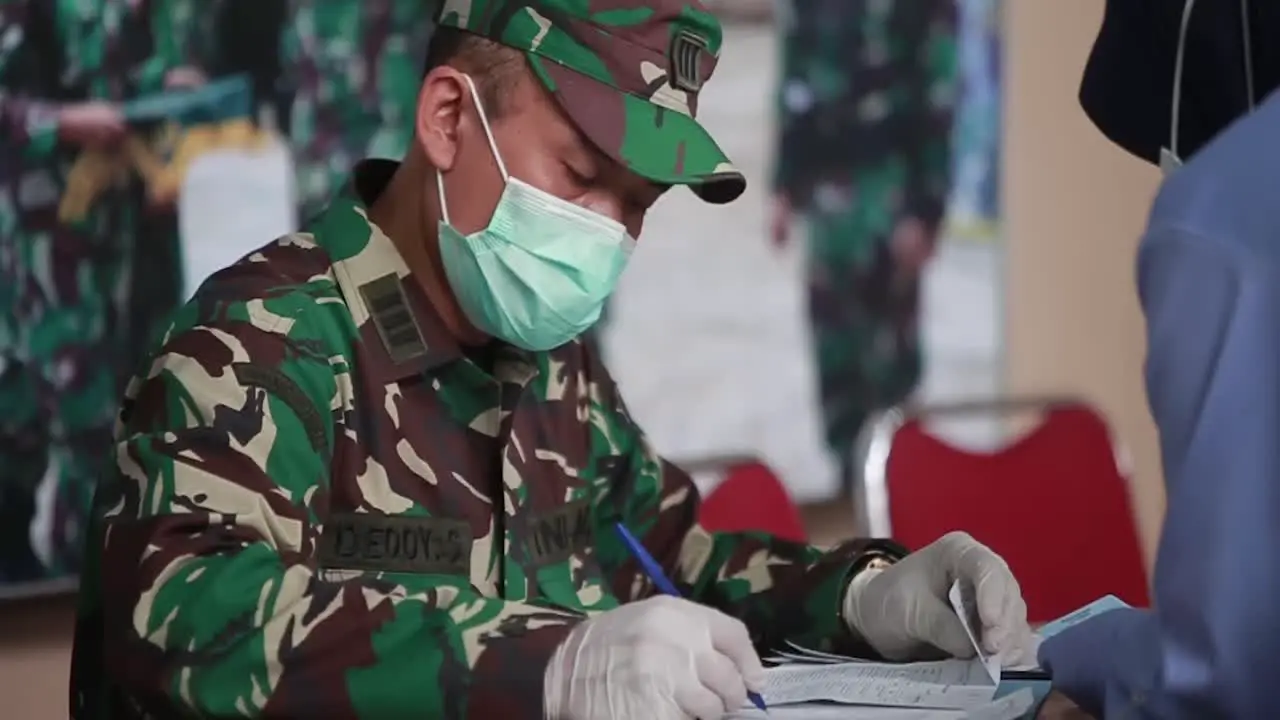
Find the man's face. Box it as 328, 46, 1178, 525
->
417, 64, 668, 240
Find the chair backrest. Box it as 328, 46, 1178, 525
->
689, 457, 808, 544
863, 400, 1149, 623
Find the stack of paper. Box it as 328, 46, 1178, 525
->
728, 689, 1037, 719
728, 582, 1036, 719
760, 656, 1016, 707
732, 591, 1133, 719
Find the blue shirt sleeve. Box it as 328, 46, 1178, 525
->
1040, 227, 1280, 717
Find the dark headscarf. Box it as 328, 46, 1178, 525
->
1080, 0, 1280, 165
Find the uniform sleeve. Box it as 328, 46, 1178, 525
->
96, 296, 581, 719
900, 0, 959, 236
596, 382, 905, 657
1040, 229, 1280, 718
0, 0, 64, 160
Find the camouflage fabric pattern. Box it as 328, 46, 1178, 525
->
283, 0, 437, 222
0, 0, 199, 587
70, 159, 904, 719
772, 0, 958, 475
438, 0, 744, 203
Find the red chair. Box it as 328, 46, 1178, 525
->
680, 455, 808, 543
856, 398, 1149, 623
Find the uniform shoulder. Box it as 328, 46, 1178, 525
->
1151, 95, 1280, 253
124, 232, 350, 437
182, 231, 346, 329
150, 231, 361, 379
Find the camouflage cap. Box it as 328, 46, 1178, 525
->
437, 0, 745, 204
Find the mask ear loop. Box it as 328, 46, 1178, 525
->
1168, 0, 1255, 163
1241, 0, 1256, 111
460, 74, 509, 182
437, 74, 512, 226
1169, 0, 1196, 163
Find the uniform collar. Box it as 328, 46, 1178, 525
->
309, 159, 463, 381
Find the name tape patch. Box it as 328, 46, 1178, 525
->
319, 513, 472, 575
527, 500, 593, 567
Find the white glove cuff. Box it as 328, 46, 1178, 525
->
841, 567, 885, 632
543, 621, 588, 718
544, 638, 569, 718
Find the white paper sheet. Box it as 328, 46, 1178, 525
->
731, 705, 967, 719
963, 689, 1036, 720
752, 583, 1049, 713
767, 641, 876, 666
947, 580, 1002, 683
729, 688, 1036, 720
762, 657, 998, 710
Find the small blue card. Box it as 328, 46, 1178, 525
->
994, 595, 1132, 717
1037, 595, 1131, 640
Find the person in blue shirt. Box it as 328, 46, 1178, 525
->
1039, 0, 1280, 716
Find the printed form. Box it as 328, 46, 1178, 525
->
755, 581, 1003, 710
762, 657, 997, 710
728, 688, 1036, 719
735, 593, 1132, 718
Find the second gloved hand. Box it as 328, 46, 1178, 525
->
543, 595, 767, 720
842, 531, 1035, 666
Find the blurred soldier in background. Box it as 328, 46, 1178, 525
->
285, 0, 438, 224
123, 0, 215, 387
210, 0, 289, 130
770, 0, 959, 495
191, 0, 436, 226
0, 0, 202, 585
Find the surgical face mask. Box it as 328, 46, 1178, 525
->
1162, 0, 1256, 175
435, 75, 635, 352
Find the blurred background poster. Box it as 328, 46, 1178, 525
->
0, 74, 270, 598
0, 0, 429, 598
0, 0, 1000, 597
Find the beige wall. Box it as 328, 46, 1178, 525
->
0, 596, 75, 718
0, 2, 1167, 716
1003, 0, 1165, 564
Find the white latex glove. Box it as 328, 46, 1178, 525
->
544, 595, 766, 720
842, 531, 1035, 666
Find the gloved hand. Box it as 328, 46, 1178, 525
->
544, 595, 766, 720
842, 531, 1035, 666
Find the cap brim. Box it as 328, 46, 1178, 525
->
528, 55, 745, 205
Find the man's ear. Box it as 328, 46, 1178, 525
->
416, 68, 468, 172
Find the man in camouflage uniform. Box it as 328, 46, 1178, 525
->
70, 2, 1032, 718
0, 0, 202, 587
771, 0, 959, 493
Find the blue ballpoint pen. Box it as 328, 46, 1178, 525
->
613, 521, 770, 714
